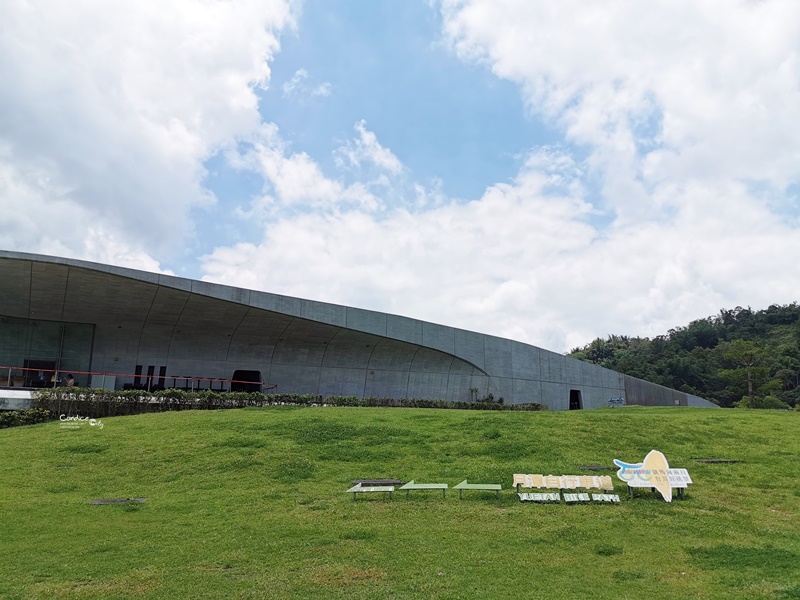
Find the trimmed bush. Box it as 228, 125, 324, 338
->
0, 408, 54, 429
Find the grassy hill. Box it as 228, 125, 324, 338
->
1, 406, 798, 599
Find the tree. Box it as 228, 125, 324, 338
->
719, 339, 767, 406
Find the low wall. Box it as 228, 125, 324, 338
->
0, 390, 33, 411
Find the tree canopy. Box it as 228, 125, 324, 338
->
568, 304, 800, 408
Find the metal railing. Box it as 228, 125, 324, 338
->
0, 365, 276, 393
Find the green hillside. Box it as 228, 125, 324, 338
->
1, 406, 798, 599
568, 304, 800, 408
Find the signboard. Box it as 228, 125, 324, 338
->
513, 474, 614, 491
613, 450, 692, 502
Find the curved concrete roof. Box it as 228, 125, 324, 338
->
0, 250, 717, 409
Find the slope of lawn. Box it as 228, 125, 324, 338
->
0, 406, 798, 599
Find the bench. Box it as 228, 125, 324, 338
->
345, 483, 394, 501
453, 480, 501, 499
398, 480, 448, 498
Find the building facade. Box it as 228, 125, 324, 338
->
0, 251, 716, 410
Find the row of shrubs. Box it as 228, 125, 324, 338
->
28, 387, 545, 420
0, 408, 54, 429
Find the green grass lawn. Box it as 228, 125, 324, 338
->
1, 406, 798, 599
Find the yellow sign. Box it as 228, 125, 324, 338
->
513, 474, 614, 491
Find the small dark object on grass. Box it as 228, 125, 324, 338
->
352, 479, 406, 486
89, 497, 147, 505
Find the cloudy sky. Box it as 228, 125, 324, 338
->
2, 0, 799, 353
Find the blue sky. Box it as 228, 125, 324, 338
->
259, 0, 549, 198
199, 0, 552, 263
2, 0, 800, 353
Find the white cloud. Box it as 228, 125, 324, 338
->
204, 1, 800, 353
282, 68, 332, 98
432, 0, 800, 343
204, 148, 800, 353
0, 0, 296, 267
202, 147, 603, 351
0, 148, 173, 273
283, 68, 309, 96
229, 124, 381, 212
441, 0, 800, 194
334, 120, 404, 175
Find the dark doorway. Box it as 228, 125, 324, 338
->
231, 370, 263, 393
569, 389, 583, 410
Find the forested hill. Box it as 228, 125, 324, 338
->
567, 304, 800, 408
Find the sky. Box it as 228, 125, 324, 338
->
2, 0, 799, 353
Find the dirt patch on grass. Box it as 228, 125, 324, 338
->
29, 567, 162, 598
311, 564, 387, 587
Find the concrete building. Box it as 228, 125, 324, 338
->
0, 251, 716, 410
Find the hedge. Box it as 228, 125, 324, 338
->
31, 387, 545, 419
